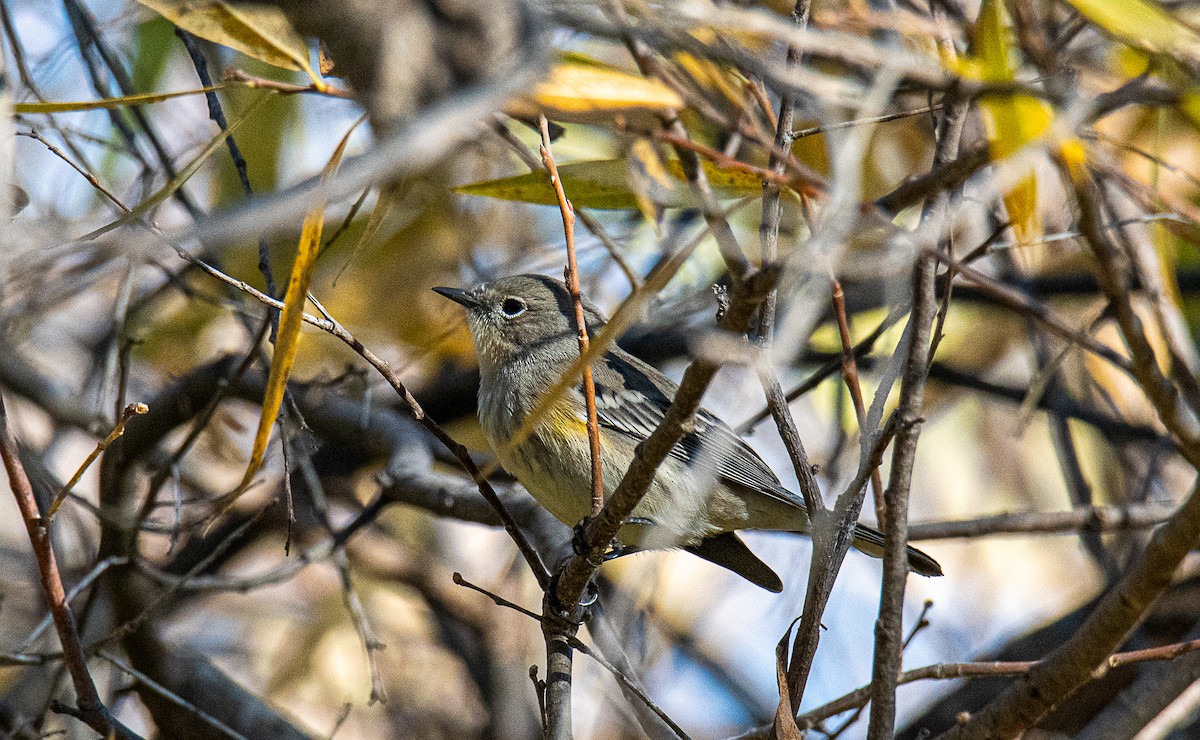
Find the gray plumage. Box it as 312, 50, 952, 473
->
434, 275, 942, 591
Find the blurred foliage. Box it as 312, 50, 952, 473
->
4, 0, 1200, 738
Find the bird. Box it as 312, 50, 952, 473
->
434, 274, 942, 591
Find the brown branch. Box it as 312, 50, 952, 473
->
908, 503, 1178, 540
797, 637, 1200, 731
223, 67, 352, 98
16, 129, 130, 213
488, 117, 640, 288
831, 279, 885, 528
867, 94, 967, 739
875, 143, 990, 215
552, 268, 778, 612
540, 269, 780, 740
536, 113, 607, 740
937, 162, 1200, 740
539, 115, 604, 517
0, 392, 138, 739
755, 0, 821, 524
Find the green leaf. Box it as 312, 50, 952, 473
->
455, 159, 763, 210
15, 86, 225, 114
135, 0, 325, 88
1064, 0, 1200, 60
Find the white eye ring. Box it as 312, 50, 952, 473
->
500, 297, 527, 318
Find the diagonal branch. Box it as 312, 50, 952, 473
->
937, 160, 1200, 740
0, 393, 140, 739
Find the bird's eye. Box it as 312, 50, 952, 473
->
500, 297, 527, 318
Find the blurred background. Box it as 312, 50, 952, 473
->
2, 0, 1200, 738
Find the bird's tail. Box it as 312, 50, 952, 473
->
851, 523, 943, 577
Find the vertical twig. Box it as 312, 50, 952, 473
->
0, 393, 138, 739
830, 279, 886, 527
866, 96, 968, 739
756, 0, 821, 518
538, 115, 604, 517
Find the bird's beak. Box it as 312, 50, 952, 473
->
432, 286, 480, 309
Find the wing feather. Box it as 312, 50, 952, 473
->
592, 351, 807, 511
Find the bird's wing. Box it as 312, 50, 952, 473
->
591, 350, 808, 511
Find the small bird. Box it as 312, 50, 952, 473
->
434, 275, 942, 591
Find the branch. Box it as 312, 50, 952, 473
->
908, 503, 1178, 540
936, 161, 1200, 740
542, 269, 778, 739
867, 93, 967, 739
0, 393, 139, 739
538, 115, 604, 517
797, 637, 1200, 731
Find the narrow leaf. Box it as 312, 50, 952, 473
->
455, 158, 763, 210
135, 0, 324, 88
234, 116, 364, 496
505, 61, 683, 123
974, 0, 1051, 248
16, 85, 225, 114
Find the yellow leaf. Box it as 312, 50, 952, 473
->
1180, 91, 1200, 130
15, 85, 225, 114
973, 0, 1052, 249
1064, 0, 1200, 60
233, 116, 365, 496
454, 158, 763, 209
135, 0, 324, 88
506, 61, 683, 123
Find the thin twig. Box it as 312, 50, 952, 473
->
223, 68, 353, 98
539, 115, 604, 517
17, 129, 130, 213
46, 402, 147, 521
908, 502, 1178, 540
790, 104, 942, 139
452, 573, 693, 739
99, 650, 249, 740
488, 117, 641, 288
177, 30, 280, 306
18, 556, 129, 653
0, 393, 138, 739
831, 279, 885, 528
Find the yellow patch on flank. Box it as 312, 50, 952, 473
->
543, 402, 589, 442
